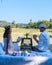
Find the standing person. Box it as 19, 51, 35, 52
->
3, 26, 12, 54
3, 26, 22, 54
32, 23, 50, 52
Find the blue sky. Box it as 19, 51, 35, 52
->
0, 0, 52, 23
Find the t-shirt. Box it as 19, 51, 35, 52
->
36, 31, 50, 51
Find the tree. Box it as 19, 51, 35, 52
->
50, 18, 52, 22
11, 20, 16, 28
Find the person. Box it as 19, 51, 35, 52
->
32, 23, 50, 52
3, 25, 21, 54
0, 42, 5, 55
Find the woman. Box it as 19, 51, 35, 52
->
3, 26, 22, 54
3, 26, 12, 54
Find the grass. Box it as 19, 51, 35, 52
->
0, 28, 52, 50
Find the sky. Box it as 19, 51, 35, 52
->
0, 0, 52, 23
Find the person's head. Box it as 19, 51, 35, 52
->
39, 23, 46, 32
3, 25, 12, 38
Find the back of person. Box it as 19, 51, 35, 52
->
3, 37, 13, 52
3, 26, 12, 54
38, 31, 50, 51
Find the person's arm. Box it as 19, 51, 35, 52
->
12, 40, 20, 43
13, 37, 22, 43
12, 41, 17, 43
33, 35, 39, 43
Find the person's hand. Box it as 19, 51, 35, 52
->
17, 36, 22, 43
33, 34, 37, 39
33, 34, 38, 43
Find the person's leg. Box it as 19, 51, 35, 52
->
32, 46, 43, 52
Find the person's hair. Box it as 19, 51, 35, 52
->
3, 25, 11, 38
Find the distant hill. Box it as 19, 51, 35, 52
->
0, 21, 11, 27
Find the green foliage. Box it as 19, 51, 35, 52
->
50, 18, 52, 22
0, 18, 52, 28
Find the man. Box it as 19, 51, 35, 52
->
32, 23, 50, 52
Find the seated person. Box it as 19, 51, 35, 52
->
3, 25, 21, 54
32, 23, 50, 52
